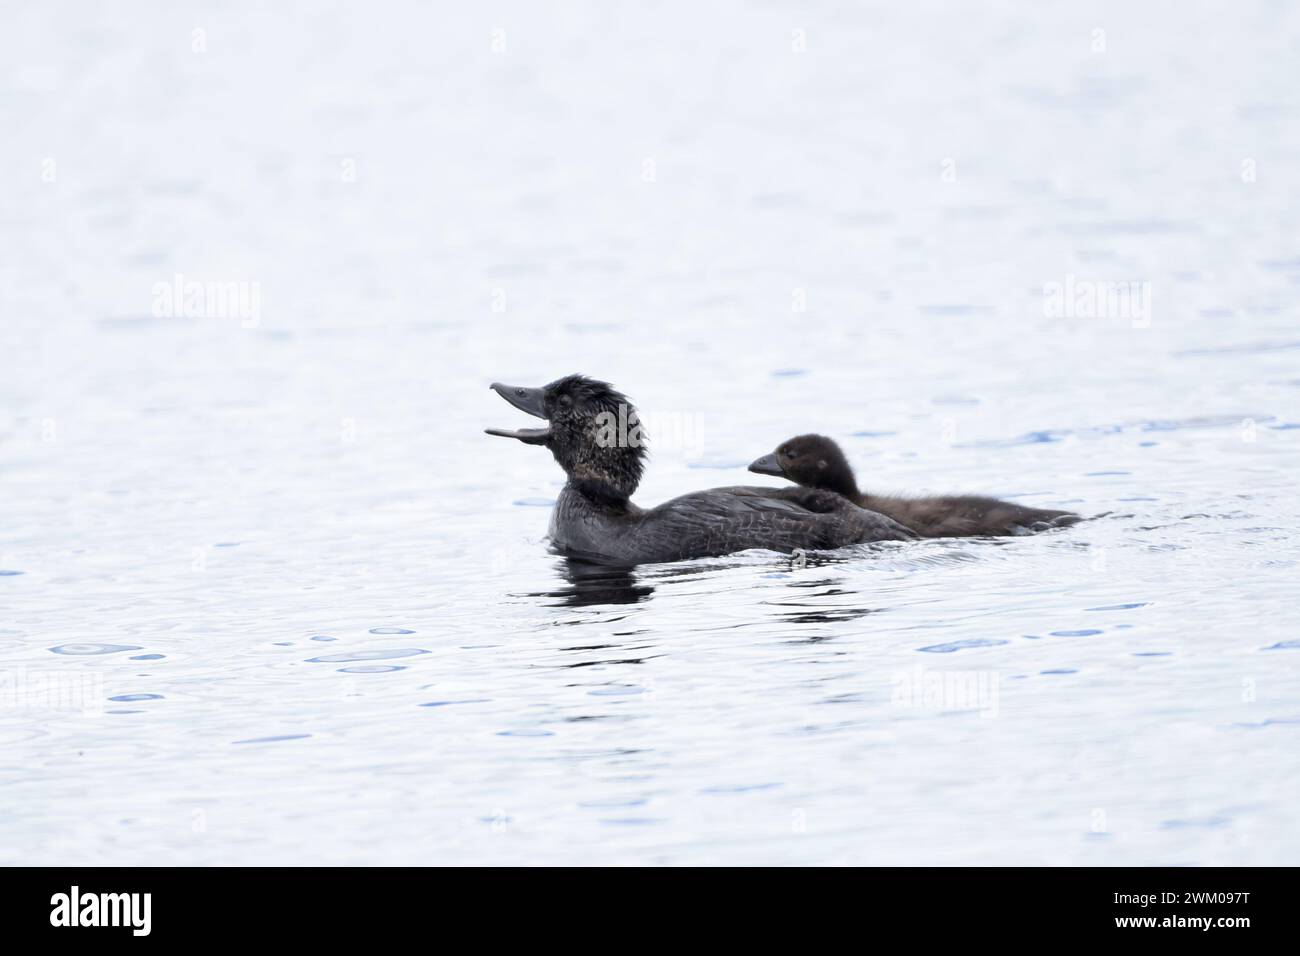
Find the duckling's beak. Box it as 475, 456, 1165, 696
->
486, 382, 552, 444
748, 453, 786, 478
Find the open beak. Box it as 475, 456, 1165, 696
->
486, 382, 552, 444
748, 452, 786, 478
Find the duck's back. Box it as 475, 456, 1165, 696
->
552, 485, 915, 565
630, 486, 915, 562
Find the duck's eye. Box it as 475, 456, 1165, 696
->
786, 449, 799, 459
559, 394, 573, 407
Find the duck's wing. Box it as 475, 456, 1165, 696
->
623, 486, 915, 562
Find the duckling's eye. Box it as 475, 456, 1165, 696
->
558, 394, 573, 408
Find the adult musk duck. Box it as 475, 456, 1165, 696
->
486, 376, 916, 565
749, 434, 1080, 538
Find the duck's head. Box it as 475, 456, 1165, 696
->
487, 374, 646, 500
748, 434, 859, 498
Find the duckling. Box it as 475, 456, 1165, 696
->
487, 376, 916, 565
749, 434, 1080, 538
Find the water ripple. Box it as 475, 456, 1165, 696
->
233, 734, 313, 745
918, 638, 1010, 653
49, 643, 143, 656
307, 648, 428, 663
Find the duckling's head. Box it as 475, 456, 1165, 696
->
487, 374, 646, 500
748, 434, 859, 498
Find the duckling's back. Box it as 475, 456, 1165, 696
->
862, 492, 1080, 538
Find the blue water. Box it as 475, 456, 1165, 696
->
2, 1, 1298, 864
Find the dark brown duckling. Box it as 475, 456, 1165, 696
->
749, 434, 1080, 538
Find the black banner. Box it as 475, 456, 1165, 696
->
2, 867, 1291, 944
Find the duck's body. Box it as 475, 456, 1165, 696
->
548, 482, 915, 565
750, 434, 1080, 538
488, 376, 916, 566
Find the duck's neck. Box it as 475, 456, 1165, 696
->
565, 476, 635, 512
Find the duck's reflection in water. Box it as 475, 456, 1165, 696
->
538, 559, 655, 607
761, 567, 877, 626
536, 556, 755, 607
531, 550, 895, 621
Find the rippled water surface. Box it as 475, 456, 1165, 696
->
3, 2, 1299, 864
